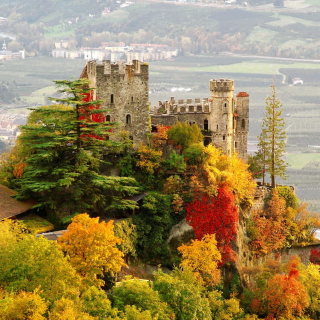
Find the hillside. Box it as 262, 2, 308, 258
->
1, 0, 320, 59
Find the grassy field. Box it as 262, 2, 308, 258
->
287, 153, 320, 169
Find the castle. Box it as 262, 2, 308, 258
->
81, 60, 249, 159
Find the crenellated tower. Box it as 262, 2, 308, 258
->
152, 78, 249, 160
209, 79, 235, 156
83, 60, 150, 145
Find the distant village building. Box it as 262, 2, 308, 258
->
0, 40, 25, 61
52, 42, 179, 62
0, 113, 27, 144
80, 60, 249, 159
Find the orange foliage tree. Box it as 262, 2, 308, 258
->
58, 213, 125, 287
152, 125, 169, 150
178, 234, 221, 286
248, 189, 287, 255
263, 258, 309, 320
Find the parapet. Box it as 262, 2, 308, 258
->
155, 97, 210, 115
210, 79, 234, 92
86, 59, 148, 79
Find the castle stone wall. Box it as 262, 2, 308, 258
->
85, 60, 150, 145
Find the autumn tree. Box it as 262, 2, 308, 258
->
300, 263, 320, 319
167, 121, 203, 150
110, 277, 172, 320
263, 259, 309, 319
248, 189, 287, 255
0, 234, 80, 305
58, 213, 125, 287
0, 289, 48, 320
258, 84, 287, 188
178, 234, 221, 286
16, 79, 139, 216
154, 268, 212, 320
185, 185, 238, 264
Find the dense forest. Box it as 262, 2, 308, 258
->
1, 78, 320, 319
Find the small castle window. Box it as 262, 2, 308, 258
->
235, 142, 238, 148
223, 135, 226, 141
126, 114, 131, 124
204, 120, 209, 130
106, 115, 111, 122
131, 96, 134, 102
242, 119, 246, 129
226, 125, 227, 130
224, 102, 227, 108
110, 94, 114, 104
217, 125, 219, 130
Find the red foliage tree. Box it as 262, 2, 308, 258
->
186, 185, 238, 264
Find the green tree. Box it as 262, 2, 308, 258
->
154, 268, 212, 320
16, 79, 138, 216
167, 122, 203, 150
258, 84, 287, 188
110, 277, 172, 320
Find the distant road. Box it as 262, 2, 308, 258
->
221, 52, 320, 64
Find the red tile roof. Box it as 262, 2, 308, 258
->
0, 185, 37, 220
236, 92, 249, 97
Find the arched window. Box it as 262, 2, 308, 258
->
242, 119, 246, 129
110, 94, 114, 104
224, 102, 227, 108
106, 115, 111, 122
216, 125, 219, 130
204, 120, 209, 130
126, 114, 131, 124
223, 135, 226, 141
235, 141, 238, 148
131, 96, 134, 102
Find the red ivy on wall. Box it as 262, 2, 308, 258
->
186, 185, 238, 265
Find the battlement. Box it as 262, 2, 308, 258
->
86, 59, 148, 79
155, 97, 210, 115
210, 79, 234, 92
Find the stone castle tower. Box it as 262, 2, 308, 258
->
152, 79, 249, 160
81, 60, 150, 145
81, 60, 249, 159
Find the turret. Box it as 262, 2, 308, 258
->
209, 79, 235, 156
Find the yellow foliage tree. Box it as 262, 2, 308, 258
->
202, 145, 256, 203
58, 213, 125, 287
208, 290, 244, 320
136, 144, 162, 174
48, 297, 95, 320
0, 289, 48, 320
0, 219, 27, 248
178, 234, 221, 286
300, 263, 320, 318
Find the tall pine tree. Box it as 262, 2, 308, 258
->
258, 84, 287, 188
17, 79, 138, 217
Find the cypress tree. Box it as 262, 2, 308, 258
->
258, 84, 287, 188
